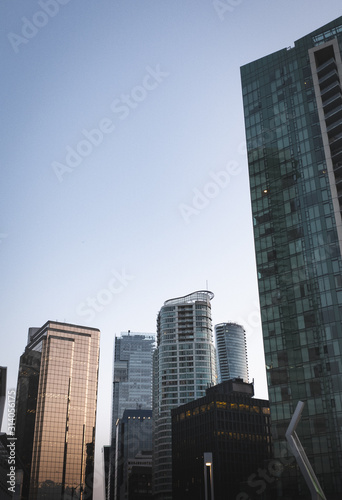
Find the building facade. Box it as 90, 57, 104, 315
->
115, 409, 152, 500
15, 321, 100, 500
215, 322, 249, 383
172, 379, 272, 500
152, 291, 217, 500
241, 17, 342, 498
108, 333, 154, 500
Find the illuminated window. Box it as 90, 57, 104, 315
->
216, 401, 227, 409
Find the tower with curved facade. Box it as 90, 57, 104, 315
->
152, 290, 217, 500
215, 322, 249, 383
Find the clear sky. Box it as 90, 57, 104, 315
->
1, 1, 341, 498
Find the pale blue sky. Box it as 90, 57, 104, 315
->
1, 1, 341, 498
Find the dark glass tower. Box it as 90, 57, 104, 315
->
115, 409, 152, 500
241, 18, 342, 499
171, 380, 272, 500
108, 332, 154, 500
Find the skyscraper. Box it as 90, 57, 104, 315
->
241, 17, 342, 498
108, 332, 154, 500
115, 409, 152, 500
152, 290, 217, 500
15, 321, 100, 500
215, 322, 249, 383
171, 379, 272, 500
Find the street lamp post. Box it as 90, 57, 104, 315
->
203, 452, 214, 500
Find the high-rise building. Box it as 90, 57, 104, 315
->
152, 291, 217, 500
241, 17, 342, 498
108, 332, 154, 500
15, 321, 100, 500
172, 379, 272, 500
114, 409, 152, 500
215, 322, 249, 383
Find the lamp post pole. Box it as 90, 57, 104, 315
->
203, 452, 214, 500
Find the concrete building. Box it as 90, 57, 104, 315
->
215, 322, 249, 383
152, 291, 217, 500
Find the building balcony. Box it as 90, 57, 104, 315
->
318, 69, 339, 88
322, 91, 342, 112
320, 80, 340, 99
326, 117, 342, 134
324, 104, 342, 123
316, 57, 337, 76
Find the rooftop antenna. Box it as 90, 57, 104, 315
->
206, 280, 208, 291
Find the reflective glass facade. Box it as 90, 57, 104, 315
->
241, 17, 342, 499
215, 322, 249, 383
152, 291, 217, 500
16, 321, 100, 500
108, 333, 154, 500
115, 409, 152, 500
16, 350, 41, 499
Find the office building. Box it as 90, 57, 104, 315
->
172, 379, 272, 500
215, 322, 249, 383
108, 333, 154, 500
241, 17, 342, 498
103, 446, 111, 500
114, 409, 152, 500
15, 349, 40, 499
152, 290, 217, 500
15, 321, 100, 500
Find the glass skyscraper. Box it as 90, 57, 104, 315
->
215, 322, 249, 383
108, 332, 154, 500
115, 409, 152, 500
241, 17, 342, 499
15, 321, 100, 500
152, 290, 217, 500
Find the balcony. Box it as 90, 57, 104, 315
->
318, 69, 339, 88
320, 80, 340, 99
326, 117, 342, 134
322, 92, 342, 112
317, 57, 336, 76
324, 104, 342, 122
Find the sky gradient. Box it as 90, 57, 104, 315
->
1, 1, 342, 498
